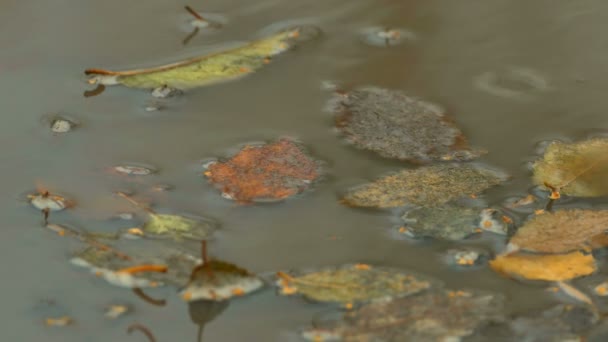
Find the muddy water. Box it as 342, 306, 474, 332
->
2, 0, 608, 341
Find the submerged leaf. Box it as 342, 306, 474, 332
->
85, 26, 320, 90
533, 138, 608, 197
490, 251, 596, 282
342, 164, 507, 208
401, 204, 494, 240
143, 213, 215, 241
328, 86, 484, 162
205, 139, 321, 203
181, 259, 263, 302
275, 264, 432, 304
302, 290, 504, 341
508, 209, 608, 254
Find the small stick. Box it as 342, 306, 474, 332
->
185, 5, 205, 21
182, 27, 200, 46
132, 288, 167, 307
127, 323, 157, 342
116, 191, 156, 214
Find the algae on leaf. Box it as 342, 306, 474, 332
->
533, 138, 608, 197
490, 251, 596, 282
302, 290, 504, 342
328, 86, 485, 162
401, 203, 500, 240
508, 209, 608, 254
143, 213, 215, 241
85, 26, 320, 91
275, 264, 432, 304
205, 139, 321, 203
342, 163, 507, 208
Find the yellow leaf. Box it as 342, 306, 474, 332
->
533, 139, 608, 197
490, 251, 596, 281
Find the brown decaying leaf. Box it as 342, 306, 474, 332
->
302, 290, 504, 341
508, 209, 608, 254
275, 264, 431, 304
533, 138, 608, 197
205, 139, 320, 203
490, 251, 596, 282
342, 163, 507, 208
328, 86, 485, 162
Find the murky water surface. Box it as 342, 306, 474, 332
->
2, 0, 608, 341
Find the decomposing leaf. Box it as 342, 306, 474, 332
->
342, 164, 507, 208
302, 290, 504, 341
275, 264, 432, 304
180, 259, 263, 302
508, 209, 608, 254
327, 86, 485, 162
204, 139, 321, 203
116, 192, 216, 240
70, 247, 199, 288
112, 165, 155, 176
143, 213, 215, 240
401, 204, 498, 240
490, 251, 596, 282
533, 138, 608, 197
85, 26, 320, 91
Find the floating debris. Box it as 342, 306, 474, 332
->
505, 194, 537, 209
127, 323, 157, 342
594, 281, 608, 296
204, 139, 321, 203
28, 191, 69, 212
276, 264, 432, 304
444, 248, 489, 268
532, 138, 608, 198
85, 26, 320, 92
359, 27, 417, 47
45, 316, 73, 327
474, 66, 550, 100
105, 304, 131, 319
112, 165, 155, 176
301, 290, 504, 341
479, 208, 511, 235
507, 209, 608, 254
342, 163, 507, 208
401, 204, 489, 240
327, 86, 485, 162
50, 118, 75, 133
490, 251, 596, 282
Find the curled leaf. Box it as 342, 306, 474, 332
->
275, 264, 432, 304
85, 26, 320, 91
328, 86, 484, 162
508, 209, 608, 254
205, 139, 321, 203
490, 251, 596, 282
342, 164, 507, 208
533, 138, 608, 197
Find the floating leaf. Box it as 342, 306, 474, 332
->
328, 86, 484, 162
205, 139, 321, 203
85, 26, 320, 91
45, 316, 73, 327
533, 138, 608, 197
71, 247, 199, 288
302, 290, 504, 341
112, 165, 155, 176
401, 204, 491, 240
490, 251, 596, 282
342, 164, 507, 208
275, 264, 432, 304
105, 304, 130, 319
180, 259, 263, 302
508, 209, 608, 254
143, 213, 215, 240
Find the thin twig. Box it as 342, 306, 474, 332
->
182, 27, 200, 45
185, 5, 205, 21
84, 84, 106, 98
127, 323, 157, 342
116, 191, 155, 214
132, 288, 167, 307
